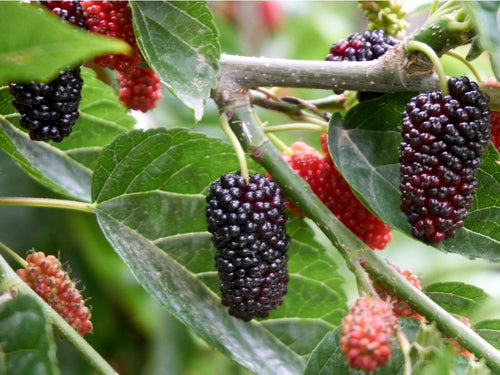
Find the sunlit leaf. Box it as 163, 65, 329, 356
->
130, 1, 220, 120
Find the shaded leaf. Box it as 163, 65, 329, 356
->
425, 282, 489, 318
327, 93, 500, 261
0, 2, 129, 85
0, 294, 58, 375
463, 2, 500, 80
130, 1, 220, 120
0, 114, 92, 201
474, 320, 500, 350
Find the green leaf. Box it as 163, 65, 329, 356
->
425, 282, 490, 318
304, 317, 420, 375
92, 128, 256, 203
0, 294, 59, 375
130, 1, 220, 120
0, 2, 129, 85
0, 114, 92, 201
475, 320, 500, 350
327, 93, 500, 261
463, 2, 500, 80
92, 129, 347, 372
54, 67, 136, 170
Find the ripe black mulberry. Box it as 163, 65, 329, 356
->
206, 172, 289, 321
9, 67, 83, 142
399, 76, 490, 242
325, 29, 397, 62
9, 1, 85, 142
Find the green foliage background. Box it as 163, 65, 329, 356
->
0, 2, 499, 375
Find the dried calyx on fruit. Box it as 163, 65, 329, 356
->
206, 172, 289, 321
16, 251, 93, 336
399, 76, 490, 243
8, 1, 85, 142
277, 134, 392, 250
340, 296, 397, 371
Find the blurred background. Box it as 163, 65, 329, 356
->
1, 2, 499, 374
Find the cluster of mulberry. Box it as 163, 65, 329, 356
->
81, 1, 162, 112
279, 134, 392, 250
399, 76, 490, 242
8, 1, 85, 142
205, 173, 289, 321
16, 252, 93, 337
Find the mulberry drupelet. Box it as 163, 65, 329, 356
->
206, 172, 289, 321
399, 76, 490, 242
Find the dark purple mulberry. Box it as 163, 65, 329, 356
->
9, 67, 83, 142
399, 76, 490, 243
8, 1, 85, 143
206, 172, 289, 321
325, 29, 397, 62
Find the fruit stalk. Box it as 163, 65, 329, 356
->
0, 197, 94, 213
219, 92, 500, 371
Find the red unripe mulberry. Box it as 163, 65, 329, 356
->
16, 252, 93, 337
279, 135, 392, 250
116, 66, 162, 112
81, 1, 142, 72
340, 296, 397, 371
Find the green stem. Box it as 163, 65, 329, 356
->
218, 95, 500, 372
265, 132, 289, 153
0, 253, 117, 375
0, 241, 26, 267
295, 114, 329, 127
395, 326, 412, 375
429, 1, 439, 16
352, 258, 378, 297
219, 113, 249, 182
0, 197, 94, 213
263, 123, 327, 133
445, 49, 483, 82
407, 40, 449, 95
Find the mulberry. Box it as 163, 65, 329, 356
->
340, 296, 397, 371
117, 66, 162, 112
484, 78, 500, 152
81, 1, 142, 72
325, 29, 397, 62
9, 1, 84, 142
16, 251, 93, 336
9, 67, 83, 142
42, 1, 86, 28
278, 135, 392, 250
399, 76, 490, 242
206, 172, 289, 321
